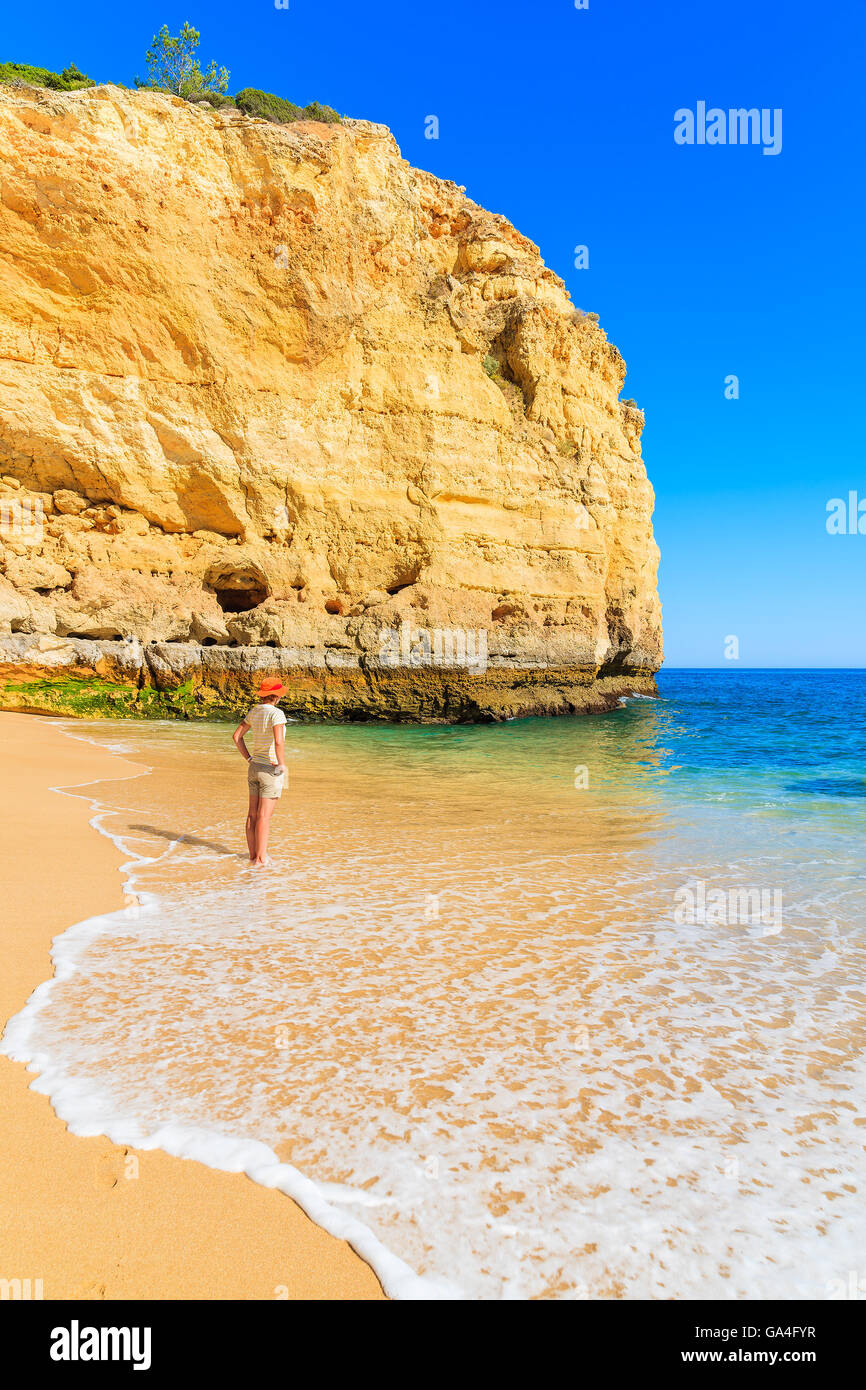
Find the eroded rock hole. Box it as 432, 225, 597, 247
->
485, 331, 518, 384
206, 563, 270, 615
214, 585, 267, 613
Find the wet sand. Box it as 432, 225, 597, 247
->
0, 712, 383, 1300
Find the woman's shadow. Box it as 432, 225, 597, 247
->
129, 823, 238, 856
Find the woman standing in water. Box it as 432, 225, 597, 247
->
233, 677, 288, 866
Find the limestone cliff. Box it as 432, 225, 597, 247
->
0, 83, 662, 721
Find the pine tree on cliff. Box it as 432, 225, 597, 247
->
135, 22, 229, 100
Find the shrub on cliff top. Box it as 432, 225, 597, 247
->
235, 88, 302, 122
0, 60, 95, 91
234, 87, 340, 125
301, 100, 341, 125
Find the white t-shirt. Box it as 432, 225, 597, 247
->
247, 703, 286, 763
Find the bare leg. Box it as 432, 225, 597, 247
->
253, 796, 277, 866
246, 790, 260, 862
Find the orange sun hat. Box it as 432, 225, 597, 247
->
257, 677, 289, 697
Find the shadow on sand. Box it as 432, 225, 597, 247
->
129, 823, 241, 856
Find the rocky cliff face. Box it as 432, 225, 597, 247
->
0, 83, 662, 721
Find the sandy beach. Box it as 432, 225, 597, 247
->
0, 712, 383, 1300
1, 682, 863, 1300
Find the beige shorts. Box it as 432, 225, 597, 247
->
248, 760, 286, 799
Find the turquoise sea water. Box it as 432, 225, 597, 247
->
3, 670, 865, 1298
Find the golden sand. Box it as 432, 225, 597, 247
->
0, 712, 383, 1300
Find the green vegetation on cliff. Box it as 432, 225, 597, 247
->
234, 88, 340, 124
0, 61, 94, 90
1, 23, 341, 126
134, 24, 339, 122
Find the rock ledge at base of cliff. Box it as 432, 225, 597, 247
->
0, 632, 658, 723
0, 84, 662, 721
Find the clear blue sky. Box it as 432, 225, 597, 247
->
3, 0, 864, 667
